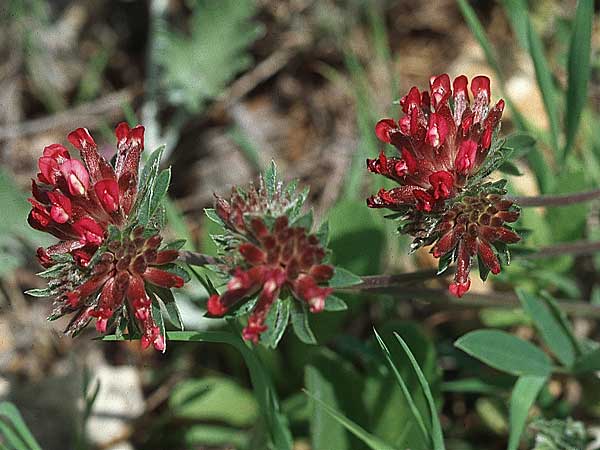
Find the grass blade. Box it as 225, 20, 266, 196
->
507, 375, 547, 450
564, 0, 594, 157
0, 402, 42, 450
526, 18, 560, 154
373, 329, 430, 443
304, 390, 399, 450
500, 0, 529, 51
394, 332, 446, 450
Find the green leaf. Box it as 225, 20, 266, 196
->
373, 329, 429, 443
328, 267, 363, 288
316, 220, 329, 246
304, 390, 399, 450
149, 168, 171, 220
498, 161, 523, 176
500, 0, 530, 51
158, 0, 263, 112
151, 286, 184, 331
106, 330, 293, 450
291, 302, 317, 345
503, 131, 536, 153
260, 298, 290, 349
306, 365, 350, 450
264, 160, 277, 200
0, 402, 42, 450
184, 425, 248, 448
564, 0, 594, 156
507, 375, 547, 450
292, 209, 313, 231
204, 208, 224, 226
516, 289, 575, 367
24, 287, 52, 298
573, 347, 600, 374
526, 18, 560, 153
162, 239, 187, 251
140, 145, 165, 189
170, 376, 258, 426
151, 296, 166, 352
394, 332, 446, 450
324, 295, 348, 312
455, 330, 553, 377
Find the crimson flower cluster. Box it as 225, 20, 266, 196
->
28, 124, 184, 351
366, 74, 520, 296
207, 177, 334, 343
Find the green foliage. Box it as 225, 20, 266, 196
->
158, 0, 263, 112
508, 375, 548, 450
530, 418, 588, 450
564, 0, 594, 157
0, 402, 42, 450
455, 330, 553, 377
516, 289, 576, 368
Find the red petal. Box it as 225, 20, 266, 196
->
73, 217, 105, 246
429, 171, 454, 200
94, 179, 120, 213
154, 250, 179, 265
375, 119, 397, 144
239, 243, 266, 265
60, 159, 90, 196
426, 113, 449, 148
207, 294, 227, 316
478, 240, 501, 274
430, 74, 451, 109
455, 140, 478, 175
309, 264, 334, 282
143, 267, 185, 288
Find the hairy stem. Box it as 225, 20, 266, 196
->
510, 188, 600, 207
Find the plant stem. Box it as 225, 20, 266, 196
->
178, 250, 219, 266
510, 188, 600, 207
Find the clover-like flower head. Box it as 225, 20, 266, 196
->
27, 124, 187, 351
366, 74, 520, 296
206, 164, 337, 344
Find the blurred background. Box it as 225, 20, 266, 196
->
1, 0, 600, 449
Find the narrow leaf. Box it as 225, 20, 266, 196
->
564, 0, 594, 156
304, 390, 399, 450
291, 302, 317, 345
0, 402, 43, 450
526, 19, 560, 153
394, 333, 446, 450
373, 329, 430, 443
328, 267, 363, 288
455, 330, 553, 377
324, 295, 348, 312
507, 375, 547, 450
516, 289, 575, 367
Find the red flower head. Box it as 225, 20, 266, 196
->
366, 75, 520, 297
206, 164, 339, 345
27, 124, 187, 351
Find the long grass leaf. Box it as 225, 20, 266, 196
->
526, 19, 560, 154
0, 403, 42, 450
394, 333, 446, 450
373, 329, 430, 442
564, 0, 594, 157
304, 390, 399, 450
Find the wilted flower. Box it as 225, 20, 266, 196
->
27, 124, 186, 351
366, 74, 520, 296
206, 166, 335, 344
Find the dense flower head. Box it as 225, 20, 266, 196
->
207, 172, 335, 344
28, 124, 185, 351
432, 192, 520, 297
366, 74, 520, 297
367, 74, 504, 212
